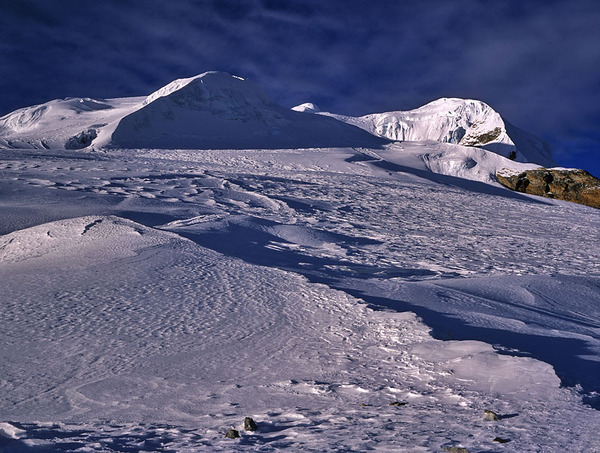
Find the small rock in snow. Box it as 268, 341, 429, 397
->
244, 417, 258, 431
484, 409, 500, 421
225, 428, 240, 439
442, 447, 469, 453
389, 401, 407, 406
493, 437, 511, 443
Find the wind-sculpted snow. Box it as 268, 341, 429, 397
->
1, 145, 599, 451
0, 215, 597, 451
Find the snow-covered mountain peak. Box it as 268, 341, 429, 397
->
414, 98, 499, 124
324, 97, 555, 167
142, 71, 273, 111
108, 72, 384, 149
0, 75, 552, 167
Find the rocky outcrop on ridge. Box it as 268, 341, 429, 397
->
497, 168, 600, 209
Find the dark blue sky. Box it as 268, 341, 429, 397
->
1, 0, 599, 175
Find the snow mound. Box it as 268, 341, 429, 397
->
325, 98, 555, 167
418, 142, 541, 183
410, 340, 560, 395
0, 215, 174, 267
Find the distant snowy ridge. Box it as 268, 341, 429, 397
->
0, 72, 384, 151
0, 95, 142, 150
0, 72, 553, 169
316, 98, 555, 167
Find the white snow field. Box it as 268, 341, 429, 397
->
1, 73, 600, 451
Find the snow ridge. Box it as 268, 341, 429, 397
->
0, 72, 553, 168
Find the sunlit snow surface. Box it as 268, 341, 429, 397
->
1, 145, 600, 452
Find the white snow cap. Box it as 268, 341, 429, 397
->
292, 102, 321, 113
109, 71, 384, 149
142, 71, 273, 108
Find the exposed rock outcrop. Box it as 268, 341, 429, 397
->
225, 428, 240, 439
484, 409, 500, 421
244, 417, 258, 431
497, 168, 600, 209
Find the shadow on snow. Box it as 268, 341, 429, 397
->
160, 216, 600, 410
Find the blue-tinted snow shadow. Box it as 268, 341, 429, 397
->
173, 221, 437, 282
0, 422, 200, 452
166, 219, 600, 410
117, 204, 600, 410
332, 288, 600, 410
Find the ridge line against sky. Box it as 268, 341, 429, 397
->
1, 0, 599, 175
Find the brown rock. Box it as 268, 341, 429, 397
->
484, 409, 500, 421
244, 417, 258, 431
497, 168, 600, 209
225, 428, 240, 439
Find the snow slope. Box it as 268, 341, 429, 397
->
1, 144, 599, 451
0, 213, 598, 452
319, 98, 556, 167
108, 72, 388, 149
1, 74, 599, 451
